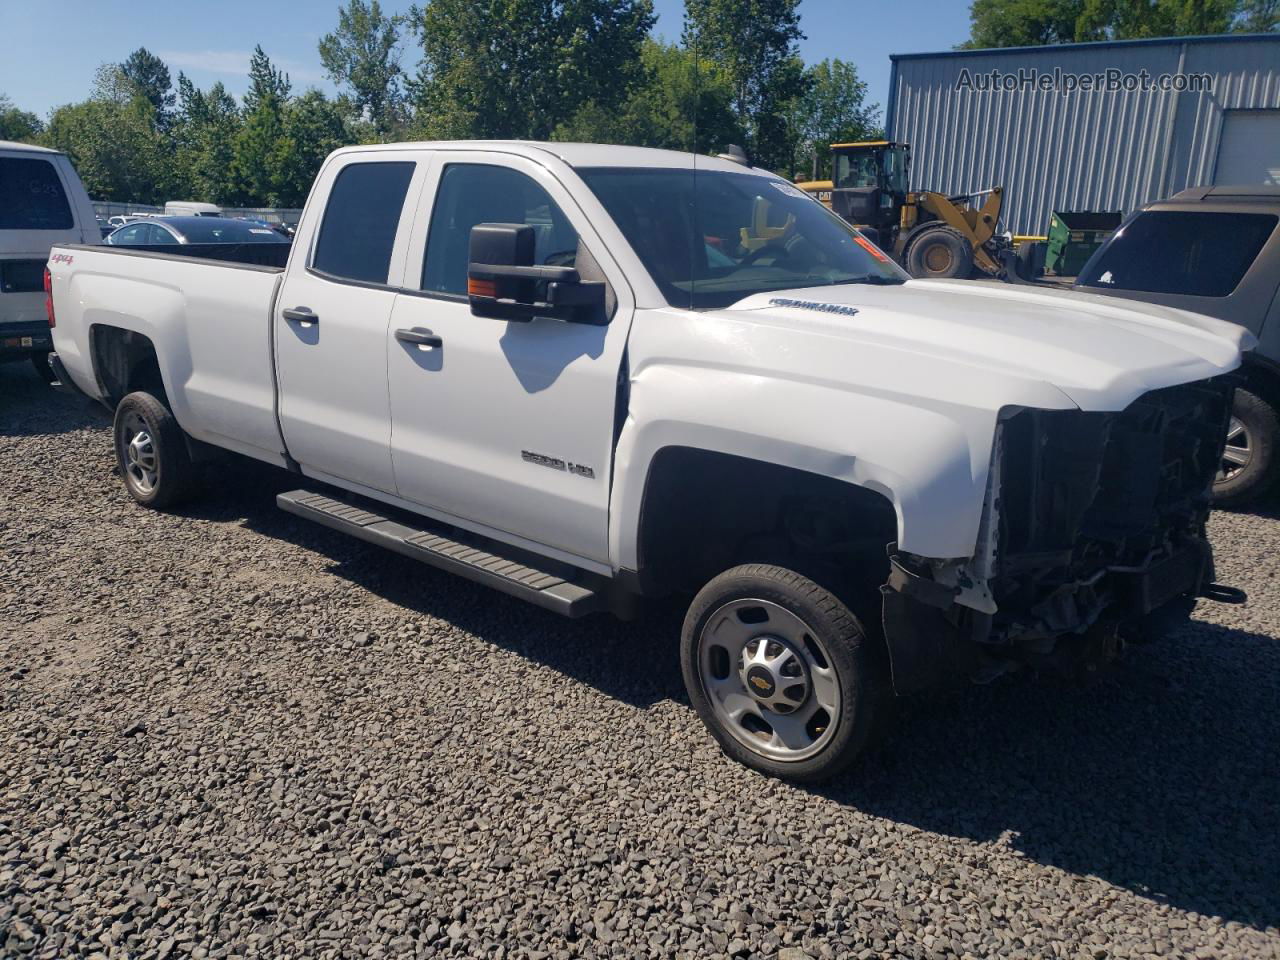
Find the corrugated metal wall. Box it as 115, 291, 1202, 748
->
887, 36, 1280, 236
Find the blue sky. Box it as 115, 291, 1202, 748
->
3, 0, 973, 124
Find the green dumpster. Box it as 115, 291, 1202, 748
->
1045, 210, 1123, 277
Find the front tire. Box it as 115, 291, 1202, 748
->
905, 226, 974, 279
113, 391, 199, 509
1213, 387, 1279, 508
681, 564, 887, 783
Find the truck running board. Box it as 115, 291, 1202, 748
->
277, 490, 607, 618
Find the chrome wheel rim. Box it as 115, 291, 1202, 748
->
122, 413, 158, 494
1219, 416, 1251, 483
697, 598, 841, 763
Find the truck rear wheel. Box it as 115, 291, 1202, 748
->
905, 226, 974, 280
681, 564, 887, 783
1213, 387, 1279, 507
113, 391, 199, 510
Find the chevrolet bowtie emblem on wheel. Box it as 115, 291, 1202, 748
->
750, 675, 770, 691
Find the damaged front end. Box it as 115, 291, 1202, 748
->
882, 375, 1244, 695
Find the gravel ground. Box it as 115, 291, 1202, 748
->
2, 361, 1278, 960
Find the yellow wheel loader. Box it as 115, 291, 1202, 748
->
797, 141, 1011, 280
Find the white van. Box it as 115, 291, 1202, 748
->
0, 140, 99, 381
164, 200, 222, 217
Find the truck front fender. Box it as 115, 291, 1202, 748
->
608, 362, 1003, 571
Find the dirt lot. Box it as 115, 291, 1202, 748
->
2, 361, 1278, 960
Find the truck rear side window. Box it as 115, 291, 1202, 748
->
1078, 210, 1277, 298
0, 157, 73, 230
421, 164, 578, 296
311, 161, 415, 284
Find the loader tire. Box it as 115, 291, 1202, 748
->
905, 226, 974, 280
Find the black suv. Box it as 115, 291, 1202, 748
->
1075, 185, 1280, 506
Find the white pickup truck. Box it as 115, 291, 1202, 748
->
48, 141, 1250, 781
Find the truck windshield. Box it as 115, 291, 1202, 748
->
1078, 210, 1277, 298
578, 167, 906, 309
0, 157, 73, 230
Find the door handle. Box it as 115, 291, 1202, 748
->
395, 328, 443, 350
283, 306, 319, 325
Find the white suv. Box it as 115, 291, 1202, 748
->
0, 140, 99, 381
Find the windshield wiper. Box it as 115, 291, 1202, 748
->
830, 275, 905, 286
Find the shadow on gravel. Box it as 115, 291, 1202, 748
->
176, 455, 689, 709
823, 620, 1280, 932
0, 363, 108, 436
179, 456, 1279, 931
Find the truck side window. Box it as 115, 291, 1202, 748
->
311, 161, 415, 285
422, 164, 578, 296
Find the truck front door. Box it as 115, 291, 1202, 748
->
385, 153, 634, 567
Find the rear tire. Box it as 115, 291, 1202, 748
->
905, 226, 974, 279
1213, 387, 1279, 508
31, 351, 56, 384
113, 391, 199, 509
681, 564, 888, 783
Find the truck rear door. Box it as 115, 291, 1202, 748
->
274, 153, 425, 494
385, 151, 635, 567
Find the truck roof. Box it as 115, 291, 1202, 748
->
0, 140, 61, 154
1169, 185, 1280, 203
327, 140, 775, 176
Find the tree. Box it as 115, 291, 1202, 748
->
0, 93, 43, 142
553, 39, 742, 153
172, 74, 242, 203
1076, 0, 1237, 39
964, 0, 1258, 47
235, 47, 292, 204
408, 0, 655, 141
963, 0, 1084, 47
244, 45, 291, 114
43, 96, 172, 203
683, 0, 809, 172
120, 47, 175, 128
271, 91, 352, 205
1235, 0, 1279, 30
790, 59, 880, 180
319, 0, 407, 135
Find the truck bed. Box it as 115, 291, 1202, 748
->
48, 242, 288, 466
69, 241, 290, 271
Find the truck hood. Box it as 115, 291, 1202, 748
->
723, 278, 1251, 411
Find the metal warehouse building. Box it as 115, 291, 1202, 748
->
885, 33, 1280, 236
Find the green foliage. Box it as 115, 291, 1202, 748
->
407, 0, 655, 141
172, 75, 242, 204
1235, 0, 1279, 31
120, 48, 175, 128
319, 0, 408, 135
683, 0, 809, 171
245, 45, 292, 114
0, 93, 43, 142
964, 0, 1271, 48
43, 92, 173, 203
790, 59, 880, 180
553, 39, 742, 152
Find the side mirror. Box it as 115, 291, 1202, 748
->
467, 223, 606, 325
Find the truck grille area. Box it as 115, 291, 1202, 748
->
990, 375, 1233, 641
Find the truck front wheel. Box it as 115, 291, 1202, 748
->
681, 564, 887, 783
113, 391, 199, 509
